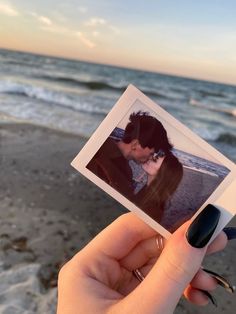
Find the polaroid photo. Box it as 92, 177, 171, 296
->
71, 84, 236, 239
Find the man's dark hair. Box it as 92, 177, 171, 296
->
122, 111, 173, 153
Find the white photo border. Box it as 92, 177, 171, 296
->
71, 84, 236, 239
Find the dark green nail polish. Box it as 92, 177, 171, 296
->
186, 204, 221, 248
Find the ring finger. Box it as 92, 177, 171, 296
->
120, 235, 165, 271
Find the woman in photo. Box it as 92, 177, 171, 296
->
135, 149, 183, 224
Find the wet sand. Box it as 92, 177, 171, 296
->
0, 122, 235, 313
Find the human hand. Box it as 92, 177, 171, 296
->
57, 209, 228, 314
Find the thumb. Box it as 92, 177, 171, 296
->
128, 205, 221, 314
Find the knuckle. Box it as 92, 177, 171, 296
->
161, 250, 193, 286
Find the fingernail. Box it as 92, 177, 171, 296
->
223, 227, 236, 240
203, 268, 235, 293
186, 204, 221, 248
200, 290, 217, 307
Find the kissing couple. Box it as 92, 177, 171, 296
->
87, 111, 183, 225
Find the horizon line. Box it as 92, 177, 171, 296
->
1, 46, 235, 88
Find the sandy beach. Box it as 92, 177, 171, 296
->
0, 122, 235, 313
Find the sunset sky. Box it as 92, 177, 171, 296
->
1, 0, 236, 84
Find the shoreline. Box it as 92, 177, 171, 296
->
0, 117, 90, 140
183, 165, 219, 177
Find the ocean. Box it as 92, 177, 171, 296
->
0, 48, 235, 163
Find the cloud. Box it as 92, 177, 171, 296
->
40, 23, 96, 49
29, 12, 52, 26
38, 16, 52, 26
28, 10, 96, 48
40, 24, 68, 35
92, 31, 100, 37
0, 1, 19, 16
84, 16, 120, 37
27, 11, 37, 18
27, 11, 67, 35
85, 17, 107, 27
109, 25, 120, 35
76, 32, 96, 48
78, 6, 87, 14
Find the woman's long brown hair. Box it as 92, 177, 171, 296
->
139, 152, 183, 222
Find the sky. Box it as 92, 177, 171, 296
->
0, 0, 236, 85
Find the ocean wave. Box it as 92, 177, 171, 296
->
37, 74, 123, 90
0, 80, 107, 115
197, 89, 226, 98
4, 60, 35, 67
189, 99, 236, 117
215, 132, 236, 145
34, 74, 170, 99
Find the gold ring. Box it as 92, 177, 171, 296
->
156, 235, 164, 251
133, 269, 145, 282
133, 235, 165, 283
